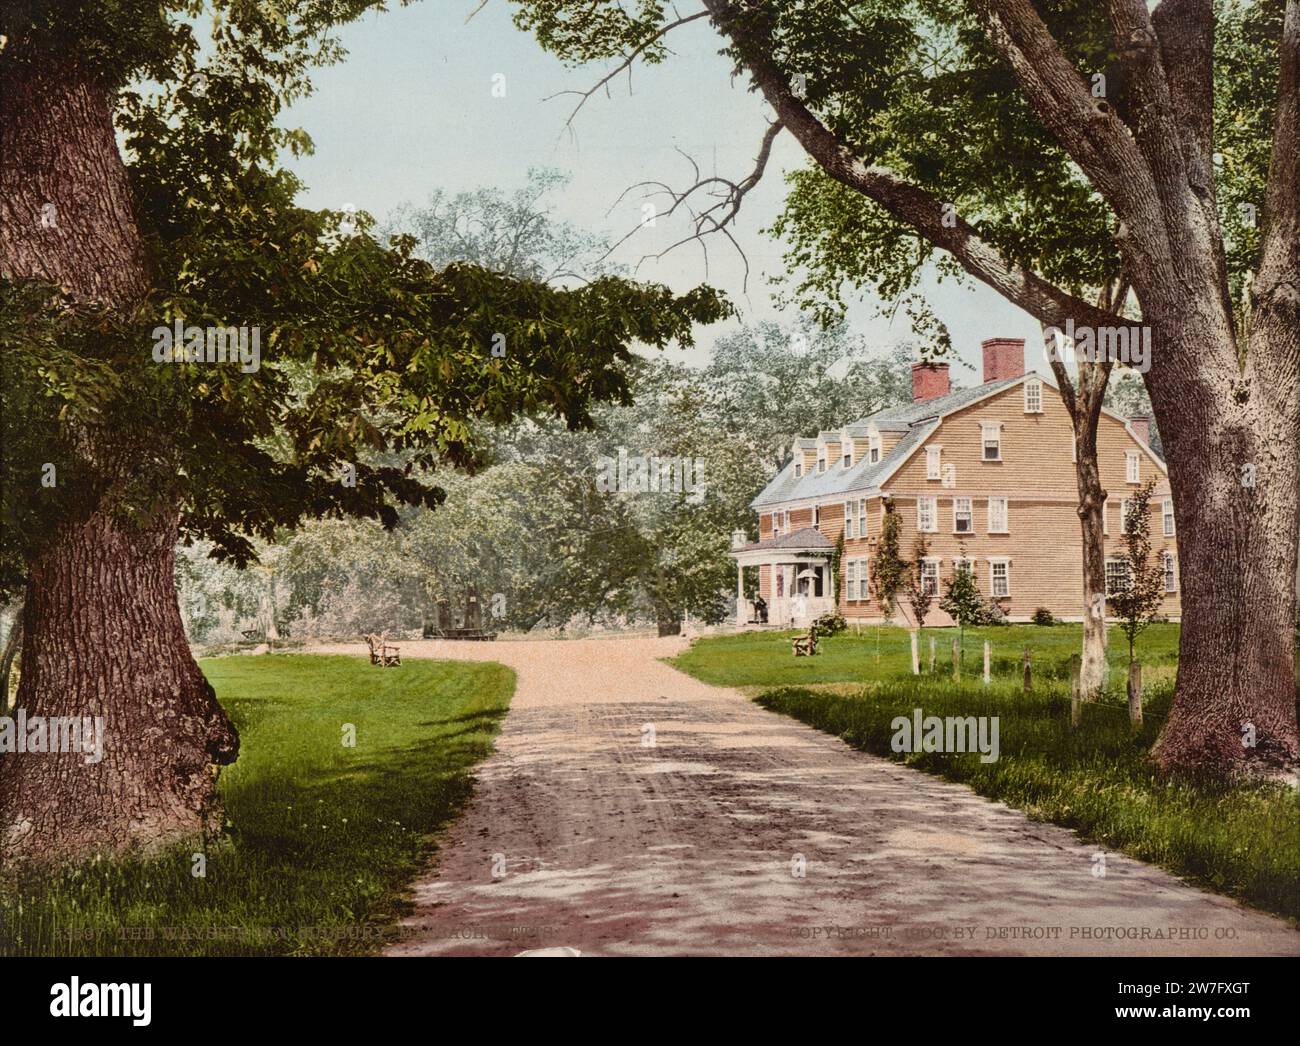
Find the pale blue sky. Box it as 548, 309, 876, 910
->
284, 0, 1045, 375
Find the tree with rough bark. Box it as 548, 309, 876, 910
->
516, 0, 1300, 776
0, 3, 726, 863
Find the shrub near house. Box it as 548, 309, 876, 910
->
732, 339, 1179, 627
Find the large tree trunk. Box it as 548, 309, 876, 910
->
0, 507, 238, 861
0, 52, 240, 860
1148, 329, 1299, 777
1074, 430, 1110, 700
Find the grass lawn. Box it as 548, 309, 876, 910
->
671, 624, 1300, 922
0, 654, 513, 956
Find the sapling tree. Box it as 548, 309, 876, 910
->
904, 533, 934, 632
1107, 480, 1167, 665
939, 551, 984, 669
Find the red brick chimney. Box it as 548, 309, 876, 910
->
982, 338, 1025, 383
911, 361, 951, 403
1129, 414, 1151, 445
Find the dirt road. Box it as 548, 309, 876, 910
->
314, 635, 1298, 956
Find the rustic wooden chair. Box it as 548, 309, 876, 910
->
365, 633, 401, 667
791, 627, 819, 657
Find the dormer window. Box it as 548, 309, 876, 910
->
817, 452, 826, 473
842, 448, 852, 468
925, 446, 941, 480
868, 433, 881, 464
1024, 378, 1043, 413
981, 423, 1002, 461
794, 461, 802, 478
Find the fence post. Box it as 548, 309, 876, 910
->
910, 630, 920, 675
1127, 661, 1143, 727
952, 638, 961, 680
1069, 653, 1082, 728
929, 635, 936, 673
1022, 647, 1032, 693
983, 641, 991, 686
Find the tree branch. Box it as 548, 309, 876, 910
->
700, 0, 1118, 331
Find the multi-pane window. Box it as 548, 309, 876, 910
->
987, 496, 1008, 533
981, 423, 1002, 461
857, 498, 867, 538
1024, 378, 1043, 413
844, 559, 857, 600
856, 557, 870, 599
989, 560, 1010, 598
953, 497, 973, 534
917, 496, 937, 532
843, 501, 854, 539
1162, 551, 1176, 593
1162, 498, 1175, 536
941, 463, 956, 489
954, 558, 975, 579
921, 559, 939, 597
1126, 451, 1140, 484
926, 446, 941, 479
1105, 558, 1130, 596
782, 510, 790, 534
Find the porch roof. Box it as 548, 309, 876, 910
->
731, 527, 834, 565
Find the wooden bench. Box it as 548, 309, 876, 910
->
365, 633, 401, 667
791, 628, 819, 657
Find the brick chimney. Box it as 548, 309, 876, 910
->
982, 338, 1025, 383
1130, 414, 1151, 446
911, 361, 951, 403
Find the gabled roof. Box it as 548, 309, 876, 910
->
752, 377, 1021, 509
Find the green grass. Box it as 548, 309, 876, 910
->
671, 624, 1300, 922
670, 622, 1182, 691
0, 654, 513, 956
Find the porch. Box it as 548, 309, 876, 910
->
730, 528, 836, 629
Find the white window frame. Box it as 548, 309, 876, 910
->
987, 496, 1008, 534
794, 461, 802, 478
1105, 557, 1130, 597
981, 422, 1002, 462
925, 446, 941, 480
812, 505, 821, 531
1102, 497, 1109, 536
844, 559, 857, 600
1126, 451, 1140, 484
868, 433, 881, 464
953, 496, 973, 534
856, 556, 870, 600
843, 448, 852, 468
917, 496, 937, 533
1162, 498, 1175, 537
782, 510, 790, 534
988, 558, 1010, 598
941, 462, 957, 488
1023, 378, 1043, 413
1162, 551, 1177, 593
843, 501, 854, 539
857, 498, 867, 538
921, 558, 940, 598
953, 556, 975, 581
817, 451, 827, 474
